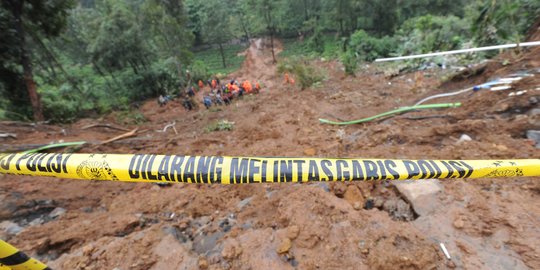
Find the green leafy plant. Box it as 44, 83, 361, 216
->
277, 57, 324, 89
205, 120, 235, 132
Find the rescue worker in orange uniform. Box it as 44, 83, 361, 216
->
211, 79, 217, 89
198, 80, 204, 90
242, 80, 253, 94
255, 82, 261, 93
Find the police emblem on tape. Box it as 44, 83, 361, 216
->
76, 159, 118, 180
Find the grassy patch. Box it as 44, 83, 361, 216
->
193, 44, 247, 75
115, 110, 147, 125
280, 35, 340, 59
205, 119, 235, 132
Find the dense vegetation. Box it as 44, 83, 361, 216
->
1, 0, 538, 122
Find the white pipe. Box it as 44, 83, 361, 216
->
375, 41, 540, 62
414, 87, 473, 106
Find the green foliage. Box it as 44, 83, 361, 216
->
2, 0, 540, 122
190, 60, 209, 84
340, 51, 357, 76
22, 0, 192, 122
193, 44, 247, 75
469, 0, 540, 46
277, 57, 324, 90
348, 30, 397, 62
205, 120, 235, 132
280, 35, 339, 58
306, 28, 325, 54
115, 110, 147, 125
396, 15, 469, 55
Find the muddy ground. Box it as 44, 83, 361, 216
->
1, 35, 539, 270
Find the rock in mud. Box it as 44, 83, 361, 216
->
393, 179, 442, 216
303, 148, 317, 156
277, 238, 292, 254
287, 225, 300, 240
221, 239, 242, 260
310, 182, 330, 192
193, 231, 225, 255
237, 197, 253, 210
0, 221, 23, 236
343, 185, 365, 209
198, 257, 209, 269
456, 134, 472, 144
526, 130, 540, 148
49, 207, 67, 219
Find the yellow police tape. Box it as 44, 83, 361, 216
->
0, 153, 539, 183
0, 239, 50, 270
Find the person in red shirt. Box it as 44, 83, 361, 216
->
198, 80, 204, 90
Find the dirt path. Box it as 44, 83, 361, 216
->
230, 38, 283, 89
0, 38, 539, 270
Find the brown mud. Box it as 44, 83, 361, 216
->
0, 36, 539, 269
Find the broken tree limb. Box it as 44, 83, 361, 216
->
0, 133, 17, 139
162, 121, 178, 135
81, 123, 130, 132
101, 128, 138, 145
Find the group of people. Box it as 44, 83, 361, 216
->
198, 78, 262, 110
157, 77, 262, 111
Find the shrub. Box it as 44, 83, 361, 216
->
205, 120, 234, 132
190, 60, 209, 84
277, 57, 324, 90
396, 15, 470, 55
341, 51, 358, 76
348, 30, 397, 62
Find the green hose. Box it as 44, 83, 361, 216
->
319, 103, 461, 125
23, 141, 87, 154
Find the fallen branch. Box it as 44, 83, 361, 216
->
0, 133, 17, 139
82, 123, 130, 132
0, 121, 36, 127
101, 128, 138, 145
163, 121, 178, 135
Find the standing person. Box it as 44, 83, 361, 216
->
203, 96, 212, 109
242, 80, 253, 94
284, 72, 290, 84
211, 79, 217, 90
183, 97, 193, 111
255, 82, 261, 93
158, 95, 167, 107
198, 80, 204, 90
187, 86, 195, 97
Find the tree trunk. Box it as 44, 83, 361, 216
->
239, 17, 251, 41
218, 42, 226, 68
270, 29, 276, 64
11, 1, 44, 121
303, 0, 309, 21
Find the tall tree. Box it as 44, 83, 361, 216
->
199, 0, 235, 68
1, 0, 73, 121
